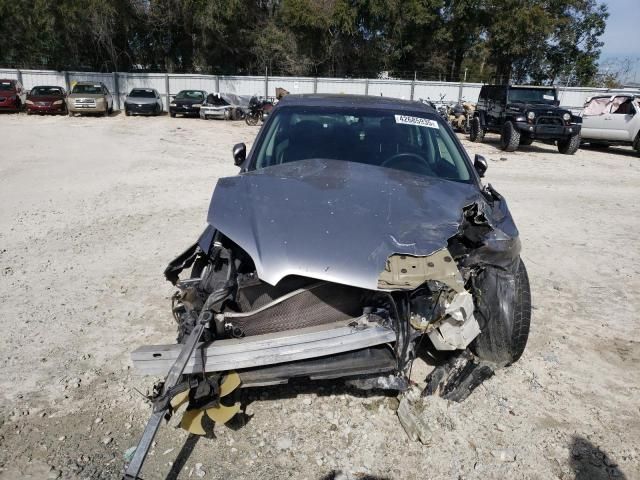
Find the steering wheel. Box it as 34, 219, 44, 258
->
381, 152, 436, 176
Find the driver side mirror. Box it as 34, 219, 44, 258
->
474, 154, 488, 178
233, 143, 246, 166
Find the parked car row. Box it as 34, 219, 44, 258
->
0, 79, 271, 124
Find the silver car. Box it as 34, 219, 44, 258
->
124, 88, 163, 116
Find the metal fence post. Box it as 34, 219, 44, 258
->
16, 69, 23, 86
410, 80, 415, 101
365, 79, 369, 96
165, 74, 170, 111
63, 71, 70, 93
113, 72, 120, 110
215, 75, 220, 93
264, 67, 269, 98
313, 77, 318, 94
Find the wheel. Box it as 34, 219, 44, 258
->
519, 137, 533, 146
469, 117, 484, 142
170, 112, 176, 118
245, 113, 259, 126
632, 133, 640, 156
108, 104, 113, 114
68, 110, 73, 117
471, 258, 531, 366
500, 121, 521, 152
557, 133, 580, 155
125, 108, 130, 116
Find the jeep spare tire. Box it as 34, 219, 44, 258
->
469, 117, 484, 142
500, 121, 520, 152
557, 133, 580, 155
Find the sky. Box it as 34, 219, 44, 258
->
599, 0, 640, 83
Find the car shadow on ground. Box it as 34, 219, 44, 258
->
569, 435, 627, 479
319, 472, 390, 480
580, 144, 639, 159
476, 134, 560, 155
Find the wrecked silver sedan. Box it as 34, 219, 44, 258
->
124, 94, 531, 478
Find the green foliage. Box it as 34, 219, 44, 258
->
0, 0, 609, 84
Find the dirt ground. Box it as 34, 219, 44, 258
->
0, 111, 638, 480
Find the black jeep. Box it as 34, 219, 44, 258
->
469, 85, 581, 154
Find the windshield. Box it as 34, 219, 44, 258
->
508, 88, 556, 105
0, 81, 15, 91
176, 90, 204, 101
252, 107, 472, 182
72, 84, 103, 94
129, 89, 156, 98
31, 86, 63, 96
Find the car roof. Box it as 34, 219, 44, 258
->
75, 81, 103, 85
32, 85, 64, 89
277, 94, 437, 114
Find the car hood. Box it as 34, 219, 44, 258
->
27, 95, 65, 102
507, 103, 570, 115
207, 159, 483, 290
173, 98, 203, 105
68, 93, 104, 99
126, 96, 157, 104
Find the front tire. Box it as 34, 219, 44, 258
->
471, 258, 531, 366
500, 121, 520, 152
170, 112, 176, 118
469, 117, 485, 142
245, 112, 259, 126
557, 134, 580, 155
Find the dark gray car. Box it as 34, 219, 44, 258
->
124, 88, 163, 116
125, 94, 532, 479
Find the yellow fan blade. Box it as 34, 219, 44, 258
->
219, 372, 241, 397
180, 409, 207, 436
170, 390, 190, 410
205, 403, 240, 424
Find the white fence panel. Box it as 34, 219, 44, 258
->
316, 78, 366, 95
368, 80, 412, 99
413, 81, 462, 104
18, 70, 66, 90
269, 76, 315, 96
168, 74, 217, 95
0, 69, 19, 81
219, 76, 264, 96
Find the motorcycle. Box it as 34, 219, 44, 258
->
245, 96, 274, 126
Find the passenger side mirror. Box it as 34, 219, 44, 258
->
474, 154, 488, 178
233, 143, 246, 166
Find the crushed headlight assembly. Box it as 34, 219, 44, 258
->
170, 102, 176, 107
25, 100, 34, 105
53, 100, 64, 105
192, 103, 202, 108
527, 111, 535, 120
563, 113, 571, 122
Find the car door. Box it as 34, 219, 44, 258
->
582, 97, 612, 140
604, 97, 636, 141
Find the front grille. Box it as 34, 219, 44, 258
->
225, 281, 364, 336
536, 116, 563, 126
74, 98, 96, 106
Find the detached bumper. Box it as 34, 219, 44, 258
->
515, 121, 581, 139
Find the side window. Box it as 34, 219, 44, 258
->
611, 97, 633, 115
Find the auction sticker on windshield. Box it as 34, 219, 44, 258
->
394, 115, 439, 129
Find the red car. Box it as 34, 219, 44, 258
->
25, 86, 67, 115
0, 79, 26, 112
